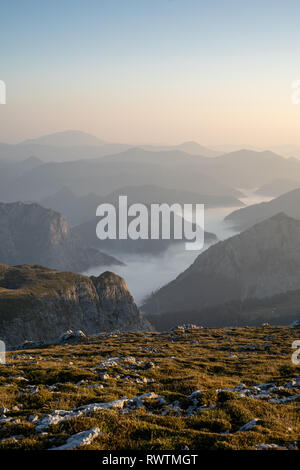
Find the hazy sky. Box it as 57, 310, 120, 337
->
1, 0, 300, 146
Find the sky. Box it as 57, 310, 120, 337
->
1, 0, 300, 146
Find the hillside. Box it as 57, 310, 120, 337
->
225, 187, 300, 230
143, 214, 300, 323
203, 150, 300, 188
255, 179, 300, 197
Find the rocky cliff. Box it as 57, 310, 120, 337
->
0, 264, 151, 347
0, 201, 122, 272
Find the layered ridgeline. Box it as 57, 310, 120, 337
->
73, 208, 217, 256
225, 186, 300, 230
0, 147, 243, 202
40, 185, 244, 227
0, 131, 219, 162
0, 265, 151, 347
255, 178, 300, 197
0, 202, 122, 272
143, 214, 300, 328
3, 137, 300, 204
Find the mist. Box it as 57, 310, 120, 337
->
83, 191, 270, 305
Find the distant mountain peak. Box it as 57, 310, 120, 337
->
21, 130, 106, 148
176, 141, 219, 157
181, 140, 199, 145
52, 186, 76, 198
223, 149, 281, 159
20, 155, 42, 164
267, 211, 292, 222
17, 155, 43, 170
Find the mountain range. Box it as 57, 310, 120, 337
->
201, 149, 300, 188
3, 133, 300, 209
1, 130, 220, 160
73, 208, 217, 256
0, 131, 220, 163
3, 137, 300, 207
39, 184, 244, 227
0, 150, 242, 203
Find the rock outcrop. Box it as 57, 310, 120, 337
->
0, 201, 122, 272
0, 264, 151, 347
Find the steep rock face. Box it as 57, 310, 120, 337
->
143, 214, 300, 317
0, 265, 151, 347
0, 201, 122, 272
91, 272, 148, 331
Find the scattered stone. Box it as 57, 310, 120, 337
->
238, 419, 259, 432
35, 393, 165, 431
269, 394, 300, 404
99, 373, 110, 381
255, 443, 287, 450
57, 330, 86, 345
76, 379, 88, 386
14, 376, 29, 382
86, 384, 104, 389
143, 361, 155, 370
0, 406, 9, 415
28, 414, 39, 423
50, 427, 102, 450
162, 401, 182, 416
19, 340, 45, 350
0, 435, 24, 443
26, 385, 39, 394
0, 417, 12, 424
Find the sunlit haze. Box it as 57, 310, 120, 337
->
1, 0, 300, 147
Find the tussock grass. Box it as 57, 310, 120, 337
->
0, 326, 299, 450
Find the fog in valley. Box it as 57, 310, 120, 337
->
84, 190, 272, 305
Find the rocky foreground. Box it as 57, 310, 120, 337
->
0, 326, 299, 450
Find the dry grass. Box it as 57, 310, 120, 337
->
0, 326, 299, 450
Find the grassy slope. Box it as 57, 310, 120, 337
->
0, 265, 89, 320
0, 326, 299, 450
